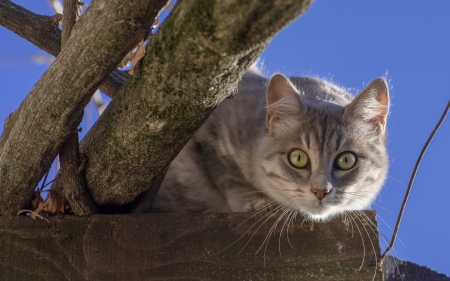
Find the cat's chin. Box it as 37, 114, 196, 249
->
296, 202, 339, 222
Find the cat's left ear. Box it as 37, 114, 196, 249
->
346, 78, 390, 135
266, 73, 306, 133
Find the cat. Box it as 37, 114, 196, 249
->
151, 67, 390, 221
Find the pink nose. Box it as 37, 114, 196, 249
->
312, 189, 328, 200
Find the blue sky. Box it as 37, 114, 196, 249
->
1, 0, 449, 276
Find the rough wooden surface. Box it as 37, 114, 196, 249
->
0, 211, 381, 281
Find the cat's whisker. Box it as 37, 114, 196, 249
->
339, 194, 381, 208
263, 212, 288, 266
388, 176, 408, 190
286, 210, 299, 249
339, 195, 393, 215
300, 215, 308, 227
279, 208, 296, 252
212, 202, 280, 256
354, 211, 385, 248
348, 210, 394, 281
226, 200, 278, 233
343, 212, 354, 237
253, 200, 279, 213
370, 212, 405, 249
346, 212, 366, 271
355, 210, 401, 269
340, 193, 388, 209
257, 207, 291, 266
236, 204, 285, 257
339, 192, 377, 200
277, 208, 294, 257
253, 196, 301, 262
351, 212, 378, 280
341, 191, 386, 205
343, 189, 382, 194
338, 196, 368, 208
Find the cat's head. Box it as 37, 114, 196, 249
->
257, 73, 389, 221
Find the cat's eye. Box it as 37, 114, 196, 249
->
289, 149, 309, 168
335, 152, 356, 170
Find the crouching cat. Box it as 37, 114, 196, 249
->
152, 68, 389, 221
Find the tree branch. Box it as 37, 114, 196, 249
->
0, 0, 168, 216
61, 0, 78, 48
0, 0, 62, 56
80, 0, 314, 207
57, 0, 98, 216
0, 0, 128, 98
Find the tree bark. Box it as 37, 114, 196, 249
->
80, 0, 314, 207
0, 211, 382, 281
61, 0, 79, 48
56, 0, 98, 216
0, 0, 168, 216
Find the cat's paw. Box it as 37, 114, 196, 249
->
242, 198, 275, 213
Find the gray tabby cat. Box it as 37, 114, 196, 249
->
152, 67, 389, 221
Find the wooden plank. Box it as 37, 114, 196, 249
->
0, 211, 382, 280
383, 256, 450, 281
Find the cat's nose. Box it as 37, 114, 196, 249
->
312, 189, 328, 200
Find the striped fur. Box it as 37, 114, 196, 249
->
152, 69, 389, 221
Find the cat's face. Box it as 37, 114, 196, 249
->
256, 74, 389, 221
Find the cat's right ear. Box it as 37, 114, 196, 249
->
266, 73, 306, 133
345, 78, 390, 136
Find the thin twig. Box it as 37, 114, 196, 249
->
17, 209, 51, 223
38, 171, 49, 191
42, 174, 60, 190
380, 100, 450, 261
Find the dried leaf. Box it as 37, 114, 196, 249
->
118, 50, 135, 69
24, 189, 68, 220
31, 194, 44, 210
41, 189, 66, 214
127, 39, 146, 75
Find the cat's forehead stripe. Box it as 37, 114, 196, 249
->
319, 114, 329, 156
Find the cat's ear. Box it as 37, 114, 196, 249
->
266, 73, 306, 133
346, 78, 389, 135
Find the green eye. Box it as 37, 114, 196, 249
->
335, 152, 356, 170
289, 149, 309, 168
